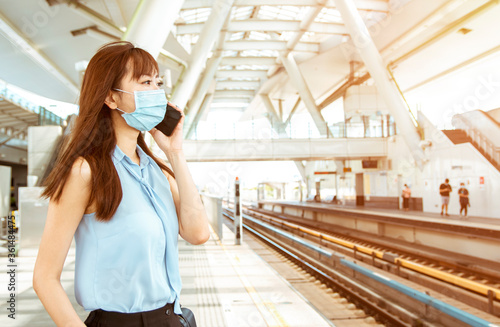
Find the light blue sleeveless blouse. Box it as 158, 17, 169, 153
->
74, 144, 182, 314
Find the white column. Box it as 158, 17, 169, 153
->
333, 0, 425, 167
122, 0, 185, 59
281, 53, 328, 136
171, 0, 235, 110
184, 54, 223, 137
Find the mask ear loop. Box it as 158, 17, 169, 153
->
113, 88, 133, 94
112, 89, 133, 114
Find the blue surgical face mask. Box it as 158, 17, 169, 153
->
113, 88, 167, 131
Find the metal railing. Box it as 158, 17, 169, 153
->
190, 117, 397, 141
200, 193, 223, 240
0, 86, 64, 126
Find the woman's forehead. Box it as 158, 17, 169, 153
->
124, 58, 159, 80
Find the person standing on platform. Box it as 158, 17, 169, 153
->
402, 184, 411, 211
32, 41, 210, 327
458, 182, 470, 217
439, 178, 452, 216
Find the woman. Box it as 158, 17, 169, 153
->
33, 41, 210, 327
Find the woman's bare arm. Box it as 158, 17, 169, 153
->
162, 153, 210, 245
33, 158, 91, 327
152, 105, 210, 245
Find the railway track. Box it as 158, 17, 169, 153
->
222, 205, 500, 327
246, 206, 500, 310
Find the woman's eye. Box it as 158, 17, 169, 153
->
142, 80, 152, 85
157, 80, 164, 87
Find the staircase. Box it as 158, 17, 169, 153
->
442, 129, 500, 172
442, 130, 472, 144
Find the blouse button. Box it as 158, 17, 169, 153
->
165, 309, 171, 316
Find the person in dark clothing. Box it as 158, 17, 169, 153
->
458, 183, 470, 217
439, 178, 452, 216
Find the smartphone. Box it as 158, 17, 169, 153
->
155, 103, 182, 136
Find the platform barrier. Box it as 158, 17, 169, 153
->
200, 193, 223, 240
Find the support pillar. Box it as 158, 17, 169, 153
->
281, 53, 328, 136
260, 94, 287, 137
171, 0, 235, 110
122, 0, 184, 59
333, 0, 425, 167
184, 55, 223, 138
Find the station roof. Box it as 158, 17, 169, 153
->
0, 0, 499, 135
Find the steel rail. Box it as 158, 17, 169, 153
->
223, 208, 500, 327
246, 207, 500, 301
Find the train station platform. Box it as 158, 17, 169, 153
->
259, 200, 500, 226
0, 224, 334, 327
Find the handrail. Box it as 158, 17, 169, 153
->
452, 110, 500, 168
0, 85, 65, 127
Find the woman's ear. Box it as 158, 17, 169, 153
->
105, 90, 118, 109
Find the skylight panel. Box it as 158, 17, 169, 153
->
236, 64, 272, 70
179, 8, 211, 24
232, 6, 254, 20
222, 50, 238, 57
278, 31, 295, 41
176, 34, 199, 52
248, 31, 270, 41
258, 6, 305, 21
315, 8, 343, 23
230, 32, 245, 41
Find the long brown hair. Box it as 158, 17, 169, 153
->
42, 41, 174, 221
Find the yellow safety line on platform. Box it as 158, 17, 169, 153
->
211, 228, 289, 327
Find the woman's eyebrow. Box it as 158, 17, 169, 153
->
138, 74, 160, 79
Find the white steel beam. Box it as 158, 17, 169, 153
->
333, 0, 425, 167
285, 4, 325, 57
216, 80, 260, 89
216, 70, 268, 79
214, 90, 255, 97
260, 94, 287, 137
171, 0, 235, 110
122, 0, 184, 59
0, 11, 79, 96
220, 56, 277, 66
223, 40, 319, 52
180, 138, 388, 162
182, 0, 388, 11
184, 55, 222, 136
176, 20, 346, 35
184, 21, 229, 138
281, 52, 327, 136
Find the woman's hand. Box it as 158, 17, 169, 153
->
149, 102, 184, 154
